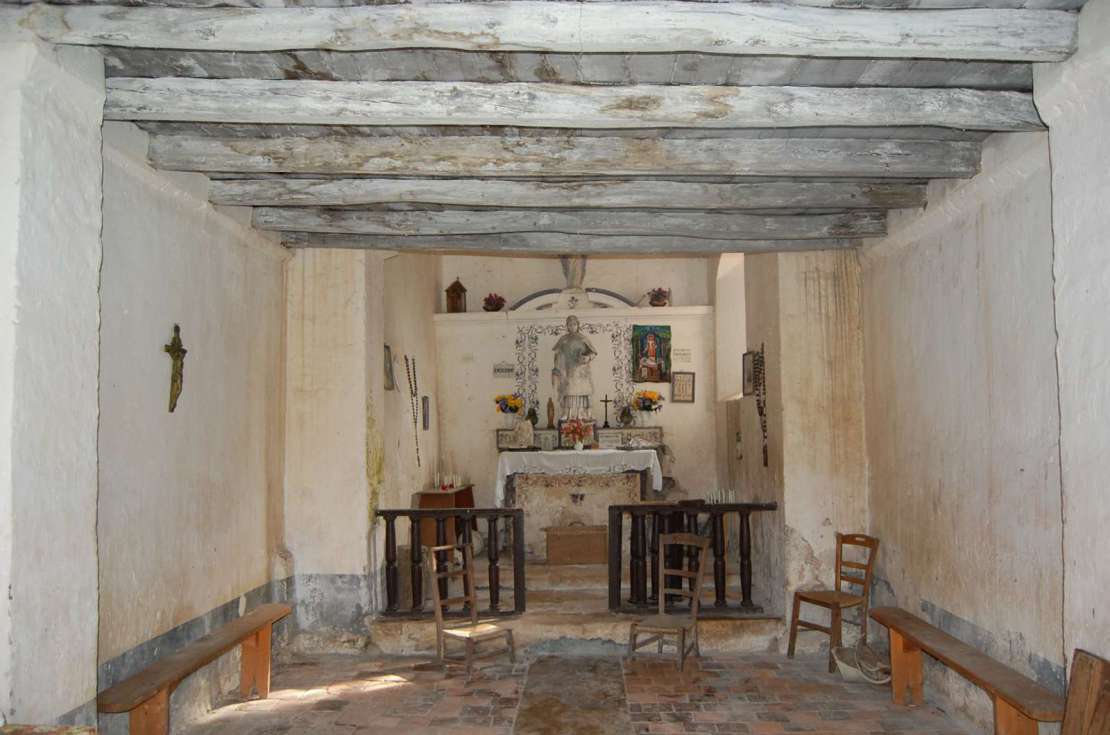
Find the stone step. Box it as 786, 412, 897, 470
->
471, 560, 745, 593
370, 610, 783, 656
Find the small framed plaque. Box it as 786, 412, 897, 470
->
671, 371, 695, 403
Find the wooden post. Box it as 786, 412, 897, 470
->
240, 622, 272, 699
410, 516, 423, 612
511, 511, 527, 614
630, 512, 647, 606
888, 628, 924, 705
487, 515, 501, 612
739, 511, 755, 608
686, 510, 699, 600
608, 505, 623, 611
994, 698, 1038, 735
384, 515, 398, 613
129, 688, 170, 735
711, 511, 727, 608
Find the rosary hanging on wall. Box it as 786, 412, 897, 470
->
404, 355, 422, 468
753, 344, 769, 467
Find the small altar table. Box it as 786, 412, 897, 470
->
495, 449, 663, 507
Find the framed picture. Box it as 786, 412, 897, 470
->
632, 324, 672, 383
557, 419, 597, 449
671, 371, 695, 403
742, 351, 756, 396
384, 344, 396, 391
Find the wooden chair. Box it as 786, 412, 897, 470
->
788, 532, 879, 673
1063, 650, 1110, 735
627, 532, 711, 671
427, 543, 515, 677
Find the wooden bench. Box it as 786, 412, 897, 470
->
870, 607, 1065, 735
97, 603, 291, 735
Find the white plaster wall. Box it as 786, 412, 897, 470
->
435, 307, 720, 508
1034, 0, 1110, 669
382, 253, 441, 517
778, 250, 869, 602
860, 132, 1064, 731
715, 255, 747, 401
285, 249, 373, 578
438, 254, 714, 310
0, 40, 103, 724
97, 122, 288, 663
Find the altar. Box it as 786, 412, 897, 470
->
496, 449, 663, 558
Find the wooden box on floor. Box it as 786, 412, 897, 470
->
544, 524, 607, 564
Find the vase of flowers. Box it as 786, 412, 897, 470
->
561, 418, 591, 451
483, 293, 507, 312
633, 390, 664, 425
495, 392, 524, 428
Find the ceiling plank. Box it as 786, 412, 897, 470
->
100, 49, 1034, 92
281, 232, 860, 255
209, 177, 927, 210
149, 135, 980, 178
2, 3, 1077, 61
105, 78, 1043, 131
251, 207, 886, 239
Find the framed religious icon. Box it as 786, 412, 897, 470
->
742, 351, 757, 396
671, 371, 695, 403
632, 325, 672, 383
384, 344, 396, 391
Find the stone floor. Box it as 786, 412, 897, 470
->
182, 652, 968, 735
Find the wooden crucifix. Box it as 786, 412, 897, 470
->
164, 324, 187, 413
600, 394, 613, 428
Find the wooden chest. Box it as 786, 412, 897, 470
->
543, 524, 607, 565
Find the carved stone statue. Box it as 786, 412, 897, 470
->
164, 324, 187, 413
552, 315, 597, 420
556, 256, 589, 310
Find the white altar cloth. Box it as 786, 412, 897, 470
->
495, 449, 663, 506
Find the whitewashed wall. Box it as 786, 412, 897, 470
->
382, 253, 442, 523
1034, 0, 1110, 674
438, 254, 714, 310
435, 307, 720, 508
860, 132, 1064, 732
0, 41, 103, 725
98, 122, 288, 670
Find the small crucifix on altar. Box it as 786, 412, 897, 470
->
600, 394, 613, 428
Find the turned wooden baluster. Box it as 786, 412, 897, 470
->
711, 511, 727, 608
512, 512, 527, 614
665, 511, 684, 605
487, 515, 500, 612
630, 511, 648, 605
739, 511, 755, 609
384, 515, 398, 612
435, 517, 449, 609
460, 513, 472, 611
410, 516, 424, 612
686, 510, 700, 601
649, 512, 661, 603
607, 505, 623, 611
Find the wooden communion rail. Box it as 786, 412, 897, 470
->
607, 501, 778, 617
375, 507, 526, 617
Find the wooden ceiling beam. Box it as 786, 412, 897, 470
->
209, 178, 927, 210
281, 232, 860, 255
2, 3, 1076, 61
105, 78, 1043, 131
150, 134, 980, 179
251, 207, 886, 239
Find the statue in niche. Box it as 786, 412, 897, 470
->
556, 255, 588, 310
551, 315, 597, 420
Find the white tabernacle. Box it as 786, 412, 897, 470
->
495, 449, 663, 506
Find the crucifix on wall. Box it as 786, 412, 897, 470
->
164, 324, 187, 413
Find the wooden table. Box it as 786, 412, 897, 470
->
411, 485, 475, 546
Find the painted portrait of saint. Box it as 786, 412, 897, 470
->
632, 325, 672, 383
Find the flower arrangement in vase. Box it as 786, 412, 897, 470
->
561, 418, 592, 451
483, 293, 507, 312
495, 392, 525, 428
632, 390, 664, 426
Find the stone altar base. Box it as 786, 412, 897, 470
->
514, 473, 640, 559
